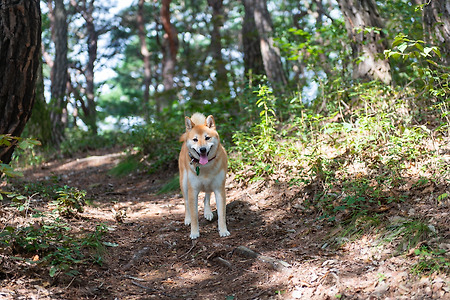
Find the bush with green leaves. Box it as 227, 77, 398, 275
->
125, 119, 181, 173
51, 185, 86, 217
59, 128, 123, 156
0, 221, 114, 277
411, 245, 449, 275
4, 181, 87, 218
230, 85, 284, 181
0, 134, 41, 176
0, 140, 114, 278
0, 181, 114, 278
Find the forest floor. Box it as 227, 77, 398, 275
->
1, 148, 449, 299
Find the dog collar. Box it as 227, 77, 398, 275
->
188, 152, 216, 175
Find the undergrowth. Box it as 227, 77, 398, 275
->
227, 42, 449, 275
5, 34, 449, 278
1, 138, 116, 279
0, 180, 116, 278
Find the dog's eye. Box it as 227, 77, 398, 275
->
193, 138, 198, 142
205, 136, 211, 141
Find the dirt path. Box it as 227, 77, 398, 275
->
1, 151, 449, 299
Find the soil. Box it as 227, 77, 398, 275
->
0, 149, 449, 299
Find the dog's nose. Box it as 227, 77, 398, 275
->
199, 147, 207, 154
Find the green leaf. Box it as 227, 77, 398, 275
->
433, 47, 441, 57
414, 42, 424, 52
0, 164, 23, 178
423, 47, 433, 56
49, 266, 58, 277
437, 193, 448, 202
392, 33, 407, 47
397, 43, 408, 53
18, 138, 41, 150
102, 241, 119, 247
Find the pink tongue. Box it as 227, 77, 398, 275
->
199, 154, 209, 165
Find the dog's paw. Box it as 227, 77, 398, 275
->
184, 217, 191, 225
190, 232, 200, 239
219, 229, 230, 237
204, 211, 214, 221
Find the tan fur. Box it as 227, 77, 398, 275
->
178, 113, 229, 239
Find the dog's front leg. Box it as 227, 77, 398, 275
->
184, 197, 191, 225
188, 187, 200, 239
215, 187, 230, 237
204, 193, 213, 221
182, 172, 191, 225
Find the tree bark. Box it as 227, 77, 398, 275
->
208, 0, 228, 94
337, 0, 392, 84
70, 0, 102, 135
242, 0, 265, 83
422, 0, 450, 66
137, 0, 152, 121
160, 0, 178, 112
251, 0, 287, 91
85, 18, 98, 134
49, 0, 69, 145
26, 55, 52, 147
0, 0, 41, 164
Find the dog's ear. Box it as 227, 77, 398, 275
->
185, 116, 195, 131
206, 115, 215, 129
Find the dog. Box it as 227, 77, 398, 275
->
178, 113, 230, 239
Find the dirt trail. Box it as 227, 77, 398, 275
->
1, 150, 449, 299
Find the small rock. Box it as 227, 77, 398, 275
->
373, 282, 389, 297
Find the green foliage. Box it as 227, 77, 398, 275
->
385, 33, 449, 100
0, 221, 113, 278
0, 179, 115, 278
59, 128, 123, 156
51, 186, 86, 217
157, 175, 180, 195
385, 33, 441, 61
6, 181, 87, 218
108, 155, 140, 177
276, 18, 352, 111
1, 134, 41, 175
0, 135, 114, 278
230, 85, 282, 181
121, 114, 182, 173
384, 218, 435, 254
329, 213, 381, 246
411, 245, 450, 275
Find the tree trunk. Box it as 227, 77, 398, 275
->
208, 0, 228, 94
49, 0, 69, 145
337, 0, 392, 84
70, 0, 101, 135
251, 0, 287, 91
137, 0, 152, 121
422, 0, 450, 66
25, 57, 52, 147
85, 19, 98, 134
0, 0, 41, 164
242, 0, 265, 83
160, 0, 178, 112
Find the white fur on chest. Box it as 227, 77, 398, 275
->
187, 165, 225, 193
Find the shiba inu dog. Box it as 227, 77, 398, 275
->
178, 113, 230, 239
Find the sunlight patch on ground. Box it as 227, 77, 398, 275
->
55, 152, 124, 172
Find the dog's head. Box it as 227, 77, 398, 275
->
181, 113, 220, 165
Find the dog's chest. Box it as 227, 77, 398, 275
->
188, 165, 225, 192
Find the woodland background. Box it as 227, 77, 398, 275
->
0, 0, 449, 299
